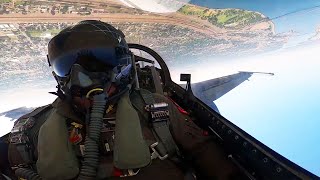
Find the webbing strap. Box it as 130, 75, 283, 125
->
150, 66, 164, 95
139, 89, 178, 157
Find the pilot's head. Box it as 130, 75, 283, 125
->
47, 20, 133, 111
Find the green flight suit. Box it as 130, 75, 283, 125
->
10, 90, 243, 180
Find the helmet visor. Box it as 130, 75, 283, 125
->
49, 47, 130, 77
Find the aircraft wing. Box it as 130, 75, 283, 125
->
192, 71, 253, 101
0, 107, 35, 121
190, 71, 273, 111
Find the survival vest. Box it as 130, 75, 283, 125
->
8, 89, 189, 179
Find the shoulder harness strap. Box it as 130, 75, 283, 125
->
138, 89, 179, 159
9, 104, 52, 165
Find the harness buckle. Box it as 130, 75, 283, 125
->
145, 102, 169, 123
118, 169, 140, 177
150, 142, 168, 160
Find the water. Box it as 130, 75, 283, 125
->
191, 0, 318, 16
190, 0, 320, 46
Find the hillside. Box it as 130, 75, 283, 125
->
178, 4, 268, 29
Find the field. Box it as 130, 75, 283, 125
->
0, 0, 11, 3
27, 29, 60, 37
178, 5, 266, 28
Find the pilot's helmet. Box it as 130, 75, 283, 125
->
47, 20, 132, 97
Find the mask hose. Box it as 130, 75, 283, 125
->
78, 93, 107, 180
15, 168, 42, 180
78, 71, 134, 179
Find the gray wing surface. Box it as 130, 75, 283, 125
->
189, 72, 274, 112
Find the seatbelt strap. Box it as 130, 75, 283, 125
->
150, 65, 164, 95
139, 89, 178, 158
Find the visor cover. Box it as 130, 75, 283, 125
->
50, 47, 130, 77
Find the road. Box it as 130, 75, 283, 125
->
0, 13, 221, 36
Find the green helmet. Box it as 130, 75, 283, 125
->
47, 20, 133, 98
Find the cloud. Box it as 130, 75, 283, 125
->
0, 88, 56, 113
170, 43, 320, 84
0, 115, 14, 137
0, 87, 56, 136
119, 0, 190, 13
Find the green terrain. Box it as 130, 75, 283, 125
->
179, 5, 267, 28
0, 0, 11, 3
27, 29, 60, 38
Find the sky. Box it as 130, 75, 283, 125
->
0, 88, 56, 137
170, 44, 320, 176
0, 88, 56, 113
216, 45, 320, 176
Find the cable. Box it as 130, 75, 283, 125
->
85, 88, 104, 98
252, 4, 320, 25
15, 168, 42, 180
269, 5, 320, 21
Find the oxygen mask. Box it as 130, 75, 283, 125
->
66, 64, 113, 97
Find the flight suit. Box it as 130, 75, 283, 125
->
0, 140, 10, 180
9, 90, 243, 180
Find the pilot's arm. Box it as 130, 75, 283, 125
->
152, 93, 245, 180
0, 138, 16, 180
